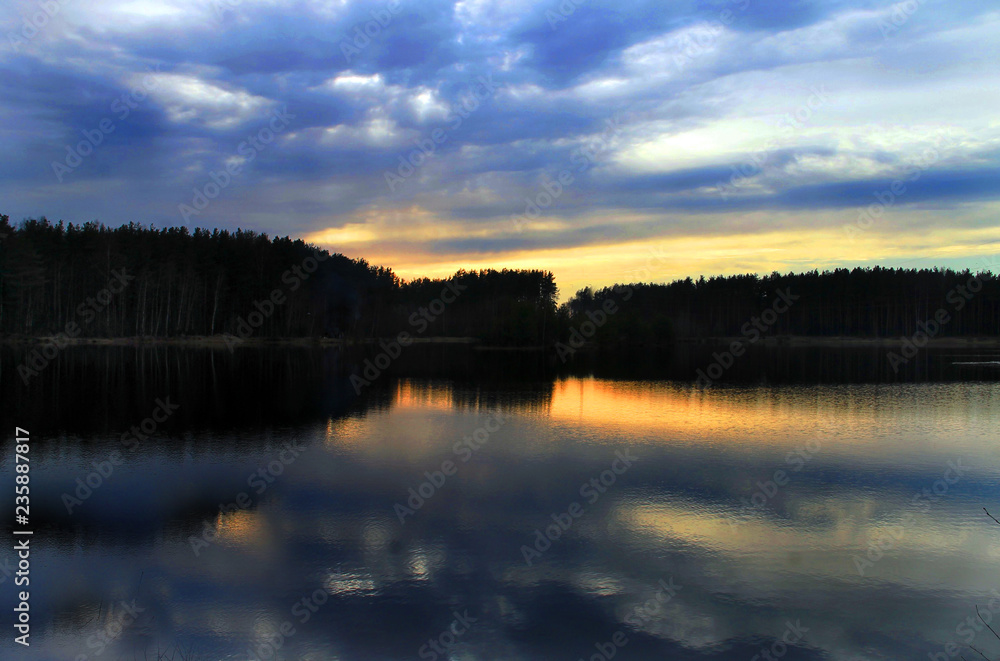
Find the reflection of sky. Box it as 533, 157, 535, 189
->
8, 378, 1000, 659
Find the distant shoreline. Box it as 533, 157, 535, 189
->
2, 334, 1000, 349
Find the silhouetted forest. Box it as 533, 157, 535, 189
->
0, 216, 557, 344
1, 215, 997, 346
562, 268, 999, 344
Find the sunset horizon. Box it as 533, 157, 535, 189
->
3, 1, 998, 299
3, 0, 1000, 659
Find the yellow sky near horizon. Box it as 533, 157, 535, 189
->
305, 206, 1000, 301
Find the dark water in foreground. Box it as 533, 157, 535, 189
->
2, 344, 1000, 660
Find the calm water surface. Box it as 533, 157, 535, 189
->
2, 345, 1000, 660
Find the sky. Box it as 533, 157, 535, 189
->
2, 0, 999, 298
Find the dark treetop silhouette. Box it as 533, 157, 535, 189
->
0, 215, 996, 346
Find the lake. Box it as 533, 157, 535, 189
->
2, 343, 1000, 660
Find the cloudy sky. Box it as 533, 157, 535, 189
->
2, 0, 999, 297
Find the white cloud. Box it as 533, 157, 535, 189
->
609, 37, 1000, 181
316, 72, 449, 124
143, 73, 276, 129
323, 72, 387, 95
408, 89, 450, 122
321, 115, 412, 148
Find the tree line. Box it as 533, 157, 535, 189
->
561, 267, 998, 344
1, 215, 996, 345
0, 216, 557, 344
